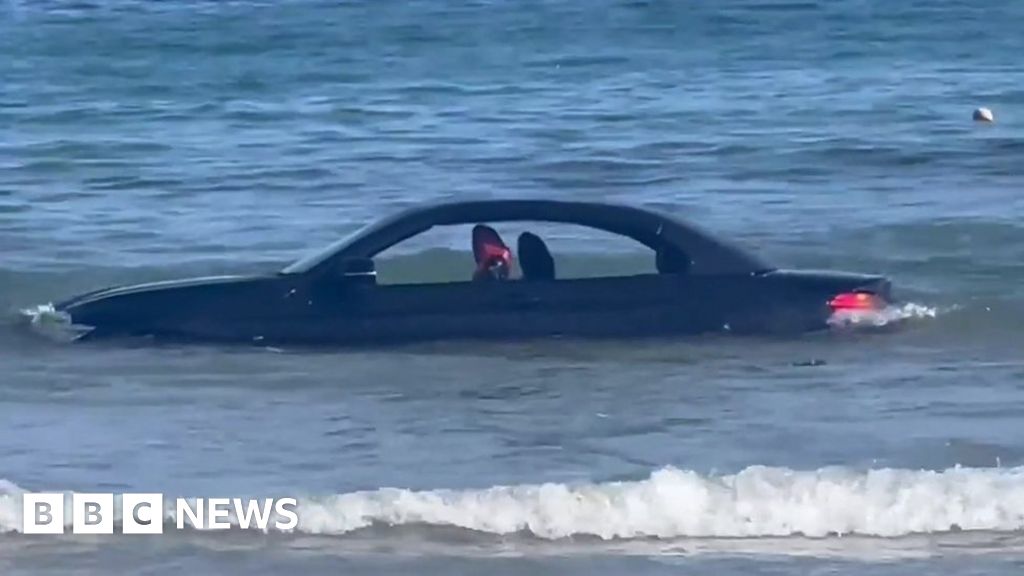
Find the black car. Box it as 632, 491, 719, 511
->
48, 199, 893, 345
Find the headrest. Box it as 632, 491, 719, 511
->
517, 232, 555, 281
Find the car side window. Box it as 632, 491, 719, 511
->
367, 222, 682, 285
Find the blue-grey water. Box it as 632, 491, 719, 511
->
3, 1, 1024, 574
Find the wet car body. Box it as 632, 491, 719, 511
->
52, 199, 893, 345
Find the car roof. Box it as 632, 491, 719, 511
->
282, 198, 771, 276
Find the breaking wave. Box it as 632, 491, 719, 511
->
4, 465, 1024, 539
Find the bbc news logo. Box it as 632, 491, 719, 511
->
22, 493, 299, 534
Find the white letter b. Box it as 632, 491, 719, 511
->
22, 493, 64, 534
73, 494, 114, 534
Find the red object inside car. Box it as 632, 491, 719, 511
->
472, 225, 512, 280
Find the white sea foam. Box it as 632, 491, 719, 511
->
828, 303, 939, 329
18, 303, 93, 342
4, 465, 1024, 539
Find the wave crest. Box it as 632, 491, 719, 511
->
294, 465, 1024, 539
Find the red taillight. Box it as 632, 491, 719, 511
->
829, 292, 883, 311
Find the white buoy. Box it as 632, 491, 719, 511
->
973, 107, 994, 123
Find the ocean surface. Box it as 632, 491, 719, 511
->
3, 0, 1024, 574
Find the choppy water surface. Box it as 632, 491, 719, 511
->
2, 1, 1024, 574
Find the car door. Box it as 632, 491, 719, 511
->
492, 273, 734, 338
308, 275, 535, 344
305, 270, 734, 344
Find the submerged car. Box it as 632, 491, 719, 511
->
46, 199, 893, 345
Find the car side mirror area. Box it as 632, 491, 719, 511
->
338, 258, 377, 285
